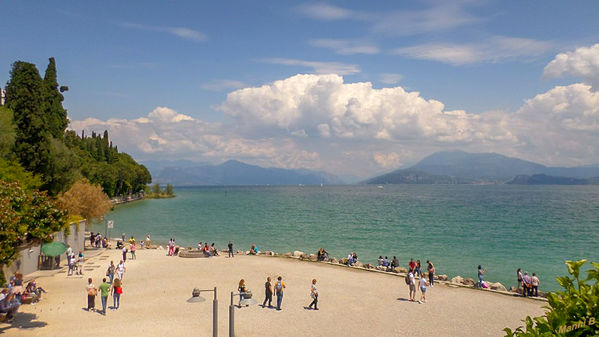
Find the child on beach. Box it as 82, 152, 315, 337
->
228, 241, 234, 258
238, 279, 247, 306
477, 265, 486, 287
418, 275, 429, 304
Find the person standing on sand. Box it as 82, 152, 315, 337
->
517, 268, 523, 292
427, 261, 435, 287
275, 276, 285, 310
122, 245, 128, 262
111, 278, 123, 309
130, 243, 136, 260
86, 278, 97, 311
522, 272, 532, 297
98, 278, 110, 315
228, 241, 234, 258
107, 261, 116, 284
117, 260, 126, 280
263, 277, 273, 308
531, 273, 540, 297
308, 279, 319, 310
145, 234, 151, 248
408, 269, 417, 302
415, 260, 422, 277
418, 274, 429, 304
477, 265, 486, 288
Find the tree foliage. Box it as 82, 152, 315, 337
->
58, 179, 111, 224
504, 260, 599, 337
3, 58, 151, 197
0, 180, 67, 266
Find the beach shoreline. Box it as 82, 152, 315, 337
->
3, 244, 547, 337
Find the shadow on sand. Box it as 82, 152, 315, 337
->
0, 312, 47, 333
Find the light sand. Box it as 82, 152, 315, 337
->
2, 248, 546, 337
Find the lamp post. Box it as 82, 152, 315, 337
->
228, 290, 257, 337
188, 287, 218, 337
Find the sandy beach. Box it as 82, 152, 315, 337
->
2, 247, 546, 337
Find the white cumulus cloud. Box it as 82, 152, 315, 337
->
543, 43, 599, 88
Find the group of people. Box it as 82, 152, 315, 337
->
65, 245, 85, 276
0, 272, 46, 322
89, 232, 110, 249
377, 256, 400, 271
167, 238, 177, 256
197, 242, 220, 256
346, 252, 359, 266
86, 276, 123, 315
517, 268, 540, 297
238, 276, 318, 311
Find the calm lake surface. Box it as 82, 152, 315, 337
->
92, 185, 599, 291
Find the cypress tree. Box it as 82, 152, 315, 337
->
43, 57, 68, 139
5, 61, 51, 175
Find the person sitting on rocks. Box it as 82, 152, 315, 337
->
211, 243, 219, 256
383, 256, 390, 268
391, 256, 399, 270
249, 244, 257, 255
377, 256, 384, 266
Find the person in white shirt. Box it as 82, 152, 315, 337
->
308, 279, 318, 310
418, 275, 430, 303
116, 261, 126, 280
408, 270, 416, 302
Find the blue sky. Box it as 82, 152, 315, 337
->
2, 1, 599, 180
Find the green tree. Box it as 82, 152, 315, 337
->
0, 159, 42, 191
166, 184, 174, 196
0, 180, 68, 269
0, 106, 16, 160
152, 183, 161, 195
5, 61, 51, 177
504, 259, 599, 336
42, 57, 68, 139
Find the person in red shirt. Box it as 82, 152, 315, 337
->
409, 258, 416, 271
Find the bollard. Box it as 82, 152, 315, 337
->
229, 291, 235, 337
213, 287, 218, 337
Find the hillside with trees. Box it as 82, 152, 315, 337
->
0, 57, 152, 281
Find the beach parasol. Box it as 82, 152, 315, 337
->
41, 242, 68, 257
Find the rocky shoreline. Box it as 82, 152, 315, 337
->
161, 244, 548, 301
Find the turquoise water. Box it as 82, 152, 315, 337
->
91, 185, 599, 291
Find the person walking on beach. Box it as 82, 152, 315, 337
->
86, 278, 97, 312
107, 261, 116, 284
531, 273, 540, 297
130, 243, 136, 260
122, 245, 128, 262
408, 269, 417, 302
111, 278, 123, 309
275, 276, 286, 310
77, 251, 84, 275
427, 261, 435, 287
418, 274, 429, 304
98, 278, 110, 315
168, 238, 175, 256
228, 241, 234, 258
517, 268, 523, 292
308, 279, 319, 310
477, 265, 486, 288
117, 260, 126, 280
263, 277, 273, 308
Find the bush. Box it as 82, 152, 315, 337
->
504, 259, 598, 336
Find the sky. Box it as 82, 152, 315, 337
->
1, 1, 599, 180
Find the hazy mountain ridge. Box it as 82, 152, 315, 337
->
149, 160, 344, 186
365, 151, 599, 185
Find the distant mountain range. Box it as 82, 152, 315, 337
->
147, 159, 344, 186
365, 151, 599, 185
